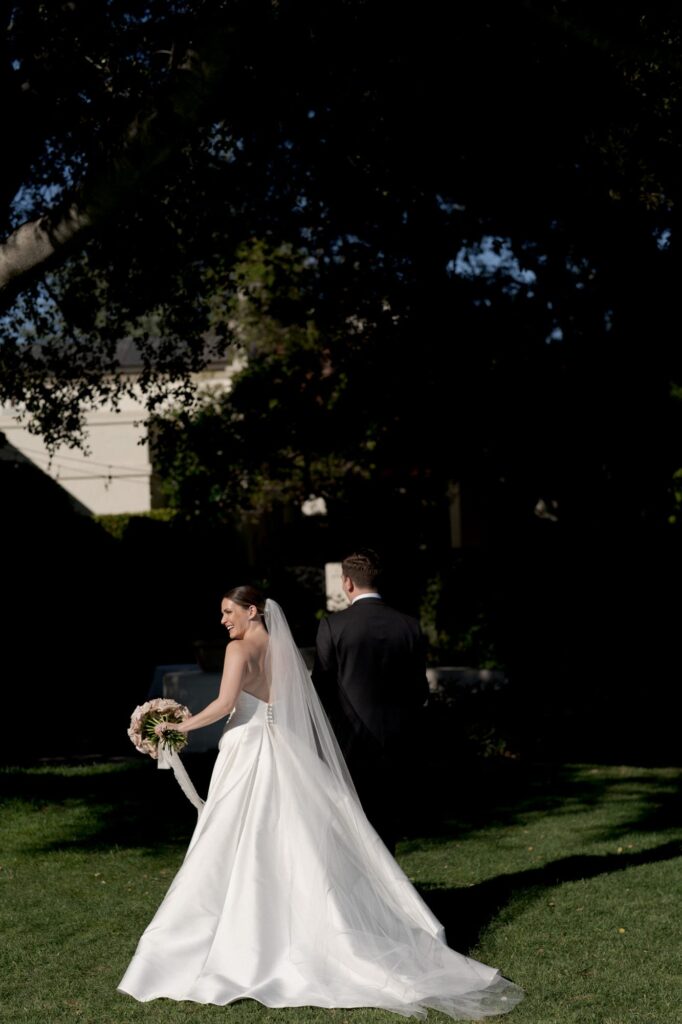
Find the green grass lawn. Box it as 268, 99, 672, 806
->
1, 756, 680, 1024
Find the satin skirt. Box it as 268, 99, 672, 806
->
118, 691, 523, 1019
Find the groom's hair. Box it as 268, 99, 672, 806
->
224, 585, 266, 614
341, 549, 382, 589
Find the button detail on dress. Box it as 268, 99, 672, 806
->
266, 704, 275, 725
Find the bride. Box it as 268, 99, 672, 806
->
118, 586, 523, 1019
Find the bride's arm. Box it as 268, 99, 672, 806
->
157, 645, 246, 735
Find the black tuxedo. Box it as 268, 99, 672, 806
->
312, 597, 429, 851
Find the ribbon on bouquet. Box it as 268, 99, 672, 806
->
157, 745, 205, 813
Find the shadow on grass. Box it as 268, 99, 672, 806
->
401, 758, 682, 848
2, 755, 681, 858
0, 753, 219, 853
417, 839, 682, 953
3, 754, 682, 962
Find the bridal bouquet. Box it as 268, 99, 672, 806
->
127, 698, 191, 759
127, 698, 204, 813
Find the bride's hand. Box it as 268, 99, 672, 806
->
155, 721, 187, 737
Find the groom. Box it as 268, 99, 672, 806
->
312, 549, 429, 854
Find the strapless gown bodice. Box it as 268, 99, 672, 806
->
221, 689, 273, 730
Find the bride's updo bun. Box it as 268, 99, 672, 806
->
223, 585, 266, 616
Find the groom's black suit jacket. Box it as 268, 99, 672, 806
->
312, 597, 429, 765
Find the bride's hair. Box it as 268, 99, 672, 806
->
223, 585, 266, 616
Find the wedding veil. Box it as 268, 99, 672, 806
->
263, 597, 359, 801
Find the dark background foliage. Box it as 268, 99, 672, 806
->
0, 1, 679, 764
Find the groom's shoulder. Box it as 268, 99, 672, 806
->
325, 605, 355, 627
388, 604, 422, 631
317, 605, 350, 632
320, 603, 368, 635
348, 600, 421, 631
322, 600, 418, 624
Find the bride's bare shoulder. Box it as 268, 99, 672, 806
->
224, 640, 248, 666
226, 635, 266, 665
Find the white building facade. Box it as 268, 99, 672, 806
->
0, 351, 241, 516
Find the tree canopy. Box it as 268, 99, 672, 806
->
1, 2, 680, 761
0, 1, 679, 530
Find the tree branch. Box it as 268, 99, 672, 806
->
0, 203, 93, 295
0, 17, 234, 309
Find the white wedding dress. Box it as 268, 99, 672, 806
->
118, 602, 523, 1020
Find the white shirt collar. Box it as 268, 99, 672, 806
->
351, 593, 382, 604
